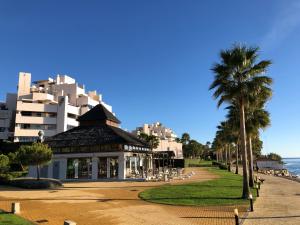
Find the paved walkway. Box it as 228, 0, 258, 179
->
0, 168, 248, 225
243, 173, 300, 225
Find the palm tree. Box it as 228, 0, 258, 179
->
227, 101, 270, 186
246, 106, 270, 187
210, 44, 272, 198
181, 133, 190, 145
138, 133, 159, 150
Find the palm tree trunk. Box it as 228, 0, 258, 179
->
221, 148, 224, 162
228, 145, 231, 172
247, 136, 254, 187
239, 100, 250, 199
225, 146, 228, 165
216, 150, 219, 162
235, 143, 239, 174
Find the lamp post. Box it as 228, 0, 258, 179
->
249, 194, 254, 212
234, 208, 239, 225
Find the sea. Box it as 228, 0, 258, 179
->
283, 158, 300, 177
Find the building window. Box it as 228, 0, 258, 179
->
67, 158, 92, 179
110, 157, 119, 178
98, 157, 107, 178
67, 113, 77, 119
17, 136, 39, 142
21, 111, 57, 118
19, 124, 56, 130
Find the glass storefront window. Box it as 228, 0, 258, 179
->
110, 157, 118, 178
67, 158, 92, 179
98, 157, 107, 178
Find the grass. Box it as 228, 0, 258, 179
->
184, 159, 212, 167
139, 167, 257, 206
0, 211, 33, 225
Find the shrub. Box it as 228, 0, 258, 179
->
10, 178, 63, 189
0, 154, 9, 173
0, 173, 14, 184
218, 163, 228, 170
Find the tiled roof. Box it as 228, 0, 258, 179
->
45, 124, 148, 148
78, 104, 121, 124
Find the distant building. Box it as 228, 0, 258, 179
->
28, 104, 151, 180
132, 122, 183, 159
0, 72, 112, 142
256, 159, 284, 170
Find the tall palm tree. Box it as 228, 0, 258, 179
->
227, 101, 270, 186
210, 44, 272, 198
181, 133, 191, 145
246, 106, 270, 187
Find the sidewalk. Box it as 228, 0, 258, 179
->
243, 173, 300, 225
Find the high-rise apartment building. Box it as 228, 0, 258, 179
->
132, 122, 183, 159
0, 72, 112, 142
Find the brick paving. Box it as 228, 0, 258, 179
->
0, 168, 248, 225
243, 173, 300, 225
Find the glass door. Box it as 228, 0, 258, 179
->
110, 157, 119, 178
98, 157, 108, 178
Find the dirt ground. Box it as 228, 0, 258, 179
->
0, 168, 248, 225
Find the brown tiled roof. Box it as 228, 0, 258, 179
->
78, 104, 121, 124
45, 124, 148, 148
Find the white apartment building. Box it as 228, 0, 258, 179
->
0, 72, 112, 142
133, 122, 183, 159
0, 94, 17, 140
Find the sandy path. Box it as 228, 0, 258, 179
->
0, 168, 247, 225
243, 173, 300, 225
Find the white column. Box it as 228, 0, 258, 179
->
92, 157, 98, 180
60, 158, 67, 180
118, 154, 125, 180
107, 158, 110, 178
134, 157, 137, 173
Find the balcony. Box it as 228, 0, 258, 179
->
14, 127, 56, 137
17, 102, 58, 113
31, 92, 54, 102
15, 114, 57, 125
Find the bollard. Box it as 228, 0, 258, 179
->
11, 202, 20, 214
257, 181, 261, 190
234, 208, 239, 225
256, 185, 259, 197
249, 194, 254, 212
64, 220, 76, 225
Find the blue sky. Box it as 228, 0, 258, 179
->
0, 1, 299, 157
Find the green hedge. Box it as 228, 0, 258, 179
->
10, 178, 63, 189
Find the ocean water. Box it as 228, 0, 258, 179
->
283, 158, 300, 176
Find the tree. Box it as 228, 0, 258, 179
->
185, 140, 204, 158
210, 44, 272, 199
138, 133, 159, 150
226, 101, 270, 186
0, 154, 9, 174
267, 153, 282, 163
17, 143, 52, 180
246, 107, 270, 187
175, 137, 181, 143
181, 133, 190, 145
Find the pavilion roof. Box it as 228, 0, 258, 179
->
77, 104, 121, 124
45, 124, 148, 148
